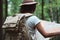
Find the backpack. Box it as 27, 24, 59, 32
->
2, 14, 32, 40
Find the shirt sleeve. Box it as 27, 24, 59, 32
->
31, 16, 41, 26
26, 16, 41, 28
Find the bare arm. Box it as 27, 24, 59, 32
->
36, 22, 60, 38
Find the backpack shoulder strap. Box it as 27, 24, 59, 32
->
15, 13, 33, 20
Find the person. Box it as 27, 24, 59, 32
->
19, 0, 59, 40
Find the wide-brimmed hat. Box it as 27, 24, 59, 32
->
19, 0, 37, 6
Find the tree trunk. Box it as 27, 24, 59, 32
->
49, 0, 53, 22
0, 0, 3, 40
56, 3, 59, 23
41, 0, 45, 20
2, 0, 8, 40
50, 0, 60, 40
3, 0, 8, 21
5, 0, 8, 18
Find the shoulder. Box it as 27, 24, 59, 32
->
27, 16, 41, 25
28, 16, 39, 20
27, 16, 39, 21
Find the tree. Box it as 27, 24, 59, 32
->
49, 0, 53, 22
3, 0, 8, 21
5, 0, 8, 18
2, 0, 8, 40
41, 0, 45, 20
0, 0, 3, 40
55, 0, 59, 23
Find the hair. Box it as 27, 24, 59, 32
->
20, 4, 36, 13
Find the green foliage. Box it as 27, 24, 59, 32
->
7, 0, 60, 21
8, 0, 22, 16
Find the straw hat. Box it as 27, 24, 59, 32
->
20, 0, 37, 6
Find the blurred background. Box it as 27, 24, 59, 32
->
0, 0, 60, 40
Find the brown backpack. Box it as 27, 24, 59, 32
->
2, 14, 32, 40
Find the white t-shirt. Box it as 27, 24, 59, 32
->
25, 16, 40, 40
25, 16, 50, 40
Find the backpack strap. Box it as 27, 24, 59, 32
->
15, 13, 33, 20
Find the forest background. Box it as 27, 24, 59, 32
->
0, 0, 60, 40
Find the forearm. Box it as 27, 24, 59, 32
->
37, 26, 56, 38
45, 32, 60, 38
36, 22, 60, 38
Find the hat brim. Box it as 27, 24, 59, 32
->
19, 2, 37, 6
